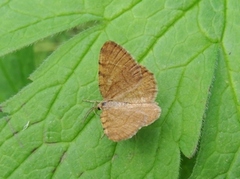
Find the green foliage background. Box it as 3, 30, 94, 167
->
0, 0, 239, 178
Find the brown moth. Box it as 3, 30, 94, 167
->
97, 41, 161, 142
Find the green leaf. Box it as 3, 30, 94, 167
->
190, 1, 240, 178
0, 0, 103, 57
0, 46, 35, 120
0, 0, 239, 178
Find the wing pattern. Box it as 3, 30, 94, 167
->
98, 41, 161, 141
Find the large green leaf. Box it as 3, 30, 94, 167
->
0, 0, 239, 178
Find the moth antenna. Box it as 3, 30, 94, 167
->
82, 99, 101, 103
82, 100, 100, 122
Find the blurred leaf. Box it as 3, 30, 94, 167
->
0, 46, 35, 120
